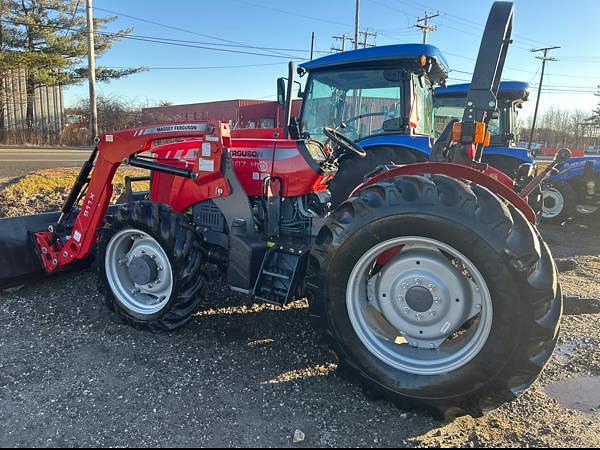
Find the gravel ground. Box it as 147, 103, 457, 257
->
1, 190, 599, 447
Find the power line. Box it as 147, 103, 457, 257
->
92, 6, 294, 59
107, 62, 289, 71
0, 18, 305, 60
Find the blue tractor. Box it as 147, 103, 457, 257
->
280, 45, 538, 207
542, 155, 600, 223
282, 44, 450, 205
433, 81, 534, 181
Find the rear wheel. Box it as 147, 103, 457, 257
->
98, 202, 208, 332
308, 175, 561, 417
328, 146, 418, 207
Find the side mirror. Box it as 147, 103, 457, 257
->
277, 78, 286, 106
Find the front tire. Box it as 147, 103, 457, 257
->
98, 202, 208, 332
542, 181, 576, 224
307, 175, 561, 417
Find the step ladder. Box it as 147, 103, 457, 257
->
253, 246, 305, 305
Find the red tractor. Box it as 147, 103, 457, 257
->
0, 2, 565, 417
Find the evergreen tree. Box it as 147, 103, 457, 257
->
0, 0, 144, 132
590, 86, 600, 125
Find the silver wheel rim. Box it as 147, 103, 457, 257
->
542, 188, 565, 219
105, 229, 174, 316
346, 237, 493, 376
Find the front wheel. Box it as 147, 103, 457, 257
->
542, 181, 576, 224
98, 202, 208, 332
308, 175, 561, 417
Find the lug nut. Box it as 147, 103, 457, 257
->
131, 288, 140, 295
416, 313, 424, 321
415, 278, 422, 285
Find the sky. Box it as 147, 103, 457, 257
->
65, 0, 600, 120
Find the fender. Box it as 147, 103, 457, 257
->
483, 146, 533, 164
549, 157, 600, 183
353, 162, 536, 224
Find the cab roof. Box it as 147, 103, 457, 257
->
299, 44, 449, 84
435, 81, 530, 102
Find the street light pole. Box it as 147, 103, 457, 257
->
354, 0, 360, 50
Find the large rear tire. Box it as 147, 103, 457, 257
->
307, 175, 561, 417
328, 146, 418, 207
98, 202, 208, 332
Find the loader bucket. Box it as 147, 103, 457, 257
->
0, 212, 60, 290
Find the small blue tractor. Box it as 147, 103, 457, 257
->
542, 155, 600, 223
434, 81, 533, 180
434, 81, 542, 214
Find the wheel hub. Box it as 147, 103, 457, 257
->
543, 188, 564, 218
405, 286, 434, 313
127, 255, 159, 286
105, 229, 174, 316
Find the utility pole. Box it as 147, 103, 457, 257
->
310, 32, 316, 60
415, 12, 439, 44
354, 0, 360, 50
332, 34, 349, 53
85, 0, 98, 143
527, 46, 560, 152
360, 30, 378, 48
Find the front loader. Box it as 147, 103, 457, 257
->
0, 2, 564, 418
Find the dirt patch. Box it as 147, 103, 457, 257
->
0, 167, 149, 218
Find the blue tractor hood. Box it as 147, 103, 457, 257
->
299, 44, 449, 84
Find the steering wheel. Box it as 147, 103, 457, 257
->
323, 127, 367, 158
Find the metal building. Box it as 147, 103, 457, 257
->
142, 99, 302, 129
0, 68, 65, 134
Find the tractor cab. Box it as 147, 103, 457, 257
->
281, 44, 449, 159
434, 81, 533, 178
278, 44, 450, 205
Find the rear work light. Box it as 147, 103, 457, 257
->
452, 121, 489, 145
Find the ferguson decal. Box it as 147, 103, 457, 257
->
229, 148, 298, 161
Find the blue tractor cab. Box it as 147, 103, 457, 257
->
434, 81, 534, 179
283, 44, 450, 205
297, 44, 447, 158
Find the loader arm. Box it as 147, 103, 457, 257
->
33, 121, 231, 274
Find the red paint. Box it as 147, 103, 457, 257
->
152, 137, 331, 200
354, 162, 537, 224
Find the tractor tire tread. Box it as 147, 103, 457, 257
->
97, 201, 208, 333
307, 174, 560, 418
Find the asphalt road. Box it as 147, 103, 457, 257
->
0, 147, 90, 178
